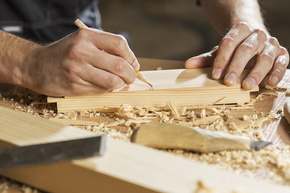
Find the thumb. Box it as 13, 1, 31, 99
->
185, 46, 218, 69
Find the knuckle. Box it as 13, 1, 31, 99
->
220, 37, 235, 48
235, 21, 249, 28
280, 46, 289, 55
269, 37, 279, 46
234, 22, 250, 30
113, 59, 127, 74
66, 62, 79, 75
104, 75, 119, 89
254, 29, 267, 40
126, 74, 136, 85
114, 34, 128, 51
214, 57, 228, 67
75, 28, 90, 39
260, 53, 275, 64
276, 55, 288, 67
275, 66, 286, 74
69, 43, 85, 59
239, 42, 254, 53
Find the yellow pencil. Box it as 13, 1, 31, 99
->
74, 19, 153, 89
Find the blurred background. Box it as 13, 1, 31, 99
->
99, 0, 290, 62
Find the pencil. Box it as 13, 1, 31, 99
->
74, 19, 153, 89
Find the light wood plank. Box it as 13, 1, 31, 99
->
48, 68, 258, 112
0, 106, 289, 193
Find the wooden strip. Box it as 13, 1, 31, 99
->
0, 106, 289, 193
48, 68, 257, 112
50, 89, 252, 112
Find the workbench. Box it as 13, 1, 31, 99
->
0, 58, 289, 193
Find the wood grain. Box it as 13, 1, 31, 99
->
0, 106, 289, 193
48, 68, 258, 112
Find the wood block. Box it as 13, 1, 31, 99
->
48, 68, 258, 112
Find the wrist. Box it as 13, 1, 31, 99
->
0, 31, 44, 90
17, 43, 44, 91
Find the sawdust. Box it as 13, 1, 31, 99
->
1, 86, 290, 190
0, 177, 43, 193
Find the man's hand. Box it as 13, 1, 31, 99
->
185, 22, 289, 89
4, 28, 140, 96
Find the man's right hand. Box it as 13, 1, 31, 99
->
3, 28, 140, 96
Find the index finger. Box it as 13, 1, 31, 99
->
212, 22, 252, 80
83, 28, 140, 71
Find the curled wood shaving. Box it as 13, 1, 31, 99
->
106, 120, 126, 127
185, 110, 196, 120
189, 116, 221, 126
166, 101, 180, 119
125, 119, 152, 127
199, 108, 206, 118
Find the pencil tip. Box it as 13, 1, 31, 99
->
149, 83, 154, 90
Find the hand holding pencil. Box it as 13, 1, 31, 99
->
16, 17, 145, 96
74, 19, 152, 89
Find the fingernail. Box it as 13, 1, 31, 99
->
269, 75, 279, 85
132, 59, 140, 71
212, 69, 222, 79
225, 73, 237, 85
244, 77, 256, 89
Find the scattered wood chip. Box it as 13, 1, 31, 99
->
190, 116, 221, 126
286, 88, 290, 96
194, 180, 213, 193
166, 101, 180, 119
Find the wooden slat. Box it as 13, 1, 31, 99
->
48, 68, 258, 112
50, 87, 252, 112
0, 106, 289, 193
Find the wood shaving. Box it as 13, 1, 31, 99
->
194, 180, 213, 193
286, 88, 290, 96
166, 101, 180, 119
1, 86, 290, 190
187, 116, 221, 126
200, 108, 206, 118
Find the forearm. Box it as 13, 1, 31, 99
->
201, 0, 267, 35
0, 31, 41, 87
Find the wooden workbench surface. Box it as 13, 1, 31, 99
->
0, 60, 289, 192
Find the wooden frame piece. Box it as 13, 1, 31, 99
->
0, 106, 288, 193
48, 68, 258, 112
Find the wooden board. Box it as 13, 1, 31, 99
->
0, 106, 289, 193
48, 68, 258, 112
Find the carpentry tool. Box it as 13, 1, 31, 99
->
0, 135, 108, 170
74, 19, 153, 89
131, 123, 271, 153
